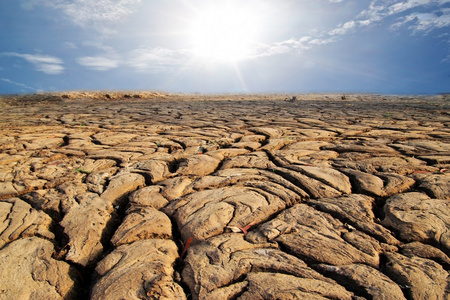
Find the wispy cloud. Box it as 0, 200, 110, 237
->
358, 0, 450, 27
126, 48, 191, 72
392, 8, 450, 33
63, 42, 78, 49
82, 40, 116, 53
79, 0, 449, 73
77, 56, 120, 71
329, 20, 357, 36
45, 0, 450, 75
330, 0, 450, 39
21, 0, 142, 33
1, 78, 38, 91
251, 37, 312, 58
76, 48, 191, 72
256, 0, 450, 60
0, 52, 65, 74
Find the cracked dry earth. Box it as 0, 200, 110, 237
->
0, 93, 449, 300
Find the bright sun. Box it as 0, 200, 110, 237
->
188, 3, 261, 63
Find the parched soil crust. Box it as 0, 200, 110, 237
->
0, 92, 449, 299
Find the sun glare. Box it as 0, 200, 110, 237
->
189, 3, 261, 63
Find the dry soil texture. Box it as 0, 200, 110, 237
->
0, 92, 449, 300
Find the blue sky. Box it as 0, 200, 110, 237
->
1, 0, 449, 94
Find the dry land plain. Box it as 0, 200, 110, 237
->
0, 92, 449, 299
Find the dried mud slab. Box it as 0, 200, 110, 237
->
0, 197, 54, 248
0, 237, 79, 299
247, 203, 381, 267
236, 272, 354, 300
401, 241, 450, 268
110, 206, 172, 246
182, 233, 335, 299
100, 173, 146, 206
384, 252, 449, 300
60, 192, 114, 266
164, 184, 301, 242
0, 93, 449, 299
308, 194, 400, 245
91, 239, 185, 300
382, 192, 450, 253
317, 264, 407, 300
417, 173, 450, 199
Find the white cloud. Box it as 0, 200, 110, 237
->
35, 63, 65, 75
66, 1, 450, 74
358, 19, 374, 26
82, 41, 116, 53
321, 1, 450, 46
388, 0, 434, 15
0, 52, 65, 74
308, 37, 338, 45
76, 48, 191, 72
392, 8, 450, 33
251, 0, 450, 61
77, 56, 120, 71
58, 0, 141, 31
19, 53, 63, 65
252, 38, 312, 58
126, 48, 191, 72
252, 43, 292, 58
359, 0, 447, 22
20, 0, 141, 32
329, 20, 357, 36
63, 42, 78, 49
